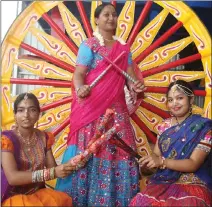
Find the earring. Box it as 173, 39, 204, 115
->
35, 121, 39, 128
95, 26, 99, 33
169, 111, 174, 117
15, 118, 18, 129
189, 104, 193, 114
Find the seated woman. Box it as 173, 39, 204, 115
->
1, 93, 88, 206
130, 80, 212, 207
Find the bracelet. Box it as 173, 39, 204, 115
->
75, 86, 83, 94
32, 167, 55, 183
159, 156, 166, 169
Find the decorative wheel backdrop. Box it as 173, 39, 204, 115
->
1, 1, 211, 184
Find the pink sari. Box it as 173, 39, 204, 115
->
56, 40, 139, 207
69, 41, 129, 144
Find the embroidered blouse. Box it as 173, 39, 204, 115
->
157, 118, 212, 186
1, 131, 55, 195
157, 118, 212, 153
76, 38, 132, 72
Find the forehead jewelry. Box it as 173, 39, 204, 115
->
23, 93, 29, 104
170, 83, 194, 97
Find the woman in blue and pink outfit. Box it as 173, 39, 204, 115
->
56, 3, 146, 207
130, 80, 212, 207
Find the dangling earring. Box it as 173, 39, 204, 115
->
189, 104, 193, 114
35, 121, 39, 128
15, 118, 18, 129
95, 25, 99, 33
169, 111, 174, 117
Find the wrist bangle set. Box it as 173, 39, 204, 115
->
159, 156, 166, 169
32, 167, 55, 183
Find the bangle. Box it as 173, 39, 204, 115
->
75, 86, 83, 94
50, 167, 55, 180
159, 156, 166, 169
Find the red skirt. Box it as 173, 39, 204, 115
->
130, 183, 212, 207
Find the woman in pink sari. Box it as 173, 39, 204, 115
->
56, 3, 145, 206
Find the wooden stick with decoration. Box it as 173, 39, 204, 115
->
99, 52, 137, 84
68, 124, 121, 170
68, 108, 116, 168
90, 51, 126, 88
87, 108, 115, 148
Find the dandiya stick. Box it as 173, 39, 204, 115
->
90, 51, 126, 88
111, 134, 142, 159
100, 53, 137, 84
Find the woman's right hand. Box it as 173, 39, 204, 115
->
76, 85, 90, 98
55, 163, 76, 178
138, 154, 162, 169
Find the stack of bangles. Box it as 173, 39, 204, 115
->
32, 167, 55, 183
159, 156, 167, 169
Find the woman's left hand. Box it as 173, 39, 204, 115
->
138, 154, 162, 169
130, 80, 146, 93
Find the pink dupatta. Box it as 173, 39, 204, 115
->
68, 41, 130, 144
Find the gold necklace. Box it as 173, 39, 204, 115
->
17, 129, 37, 151
175, 113, 191, 132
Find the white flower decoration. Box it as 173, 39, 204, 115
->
93, 27, 126, 46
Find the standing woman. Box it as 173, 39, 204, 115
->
56, 3, 145, 207
130, 80, 212, 207
1, 93, 87, 206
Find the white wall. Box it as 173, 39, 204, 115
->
1, 1, 22, 42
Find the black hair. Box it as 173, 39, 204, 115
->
167, 80, 194, 100
14, 93, 41, 114
94, 3, 116, 18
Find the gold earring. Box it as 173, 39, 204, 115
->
169, 111, 174, 117
15, 118, 18, 129
189, 104, 193, 114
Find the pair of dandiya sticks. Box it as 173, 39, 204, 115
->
69, 109, 141, 167
90, 51, 141, 159
90, 51, 136, 88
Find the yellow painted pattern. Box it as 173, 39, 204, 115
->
29, 27, 76, 66
144, 71, 205, 87
52, 126, 69, 158
91, 1, 102, 31
131, 9, 169, 60
12, 88, 72, 105
131, 119, 152, 157
116, 1, 135, 41
156, 1, 211, 118
38, 104, 71, 131
58, 2, 87, 47
138, 37, 192, 71
1, 84, 14, 126
135, 106, 163, 134
14, 59, 73, 81
144, 93, 167, 111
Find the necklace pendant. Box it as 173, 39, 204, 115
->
175, 125, 180, 132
